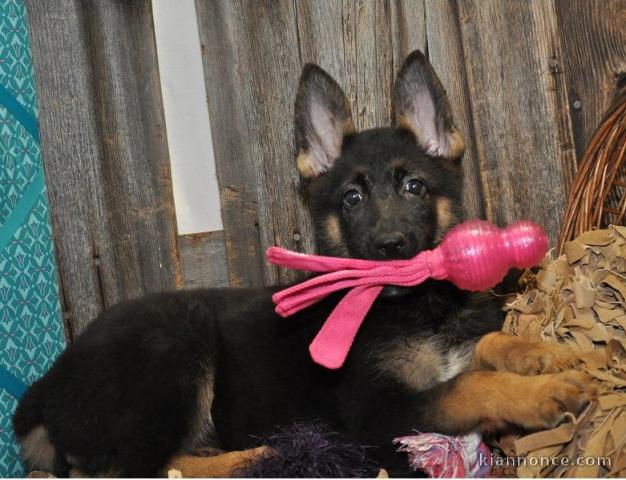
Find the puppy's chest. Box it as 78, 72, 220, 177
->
377, 335, 476, 391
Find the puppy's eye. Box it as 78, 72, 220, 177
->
343, 189, 363, 206
405, 178, 426, 196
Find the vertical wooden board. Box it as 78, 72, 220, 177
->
82, 0, 181, 299
390, 0, 427, 75
424, 0, 485, 219
353, 0, 394, 130
178, 231, 229, 288
299, 0, 395, 131
456, 0, 574, 243
296, 1, 398, 131
538, 2, 578, 195
191, 1, 265, 287
295, 0, 346, 82
196, 0, 314, 286
555, 0, 626, 158
27, 0, 180, 335
296, 0, 428, 129
26, 0, 103, 336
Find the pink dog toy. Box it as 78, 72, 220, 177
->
266, 220, 548, 369
394, 432, 492, 478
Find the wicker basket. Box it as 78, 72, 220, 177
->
558, 89, 626, 253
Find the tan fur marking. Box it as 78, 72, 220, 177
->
435, 197, 454, 235
473, 332, 580, 375
390, 158, 404, 168
165, 447, 267, 478
296, 150, 317, 179
447, 128, 466, 159
323, 214, 349, 256
380, 339, 445, 391
436, 370, 595, 433
378, 337, 473, 392
343, 117, 356, 136
20, 425, 56, 472
296, 118, 355, 179
69, 468, 88, 478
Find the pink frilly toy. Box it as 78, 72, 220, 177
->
266, 219, 548, 370
394, 432, 492, 478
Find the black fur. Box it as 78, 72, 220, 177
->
13, 50, 504, 477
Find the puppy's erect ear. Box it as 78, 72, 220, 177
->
295, 64, 355, 179
393, 50, 465, 161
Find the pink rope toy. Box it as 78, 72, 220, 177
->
394, 432, 492, 477
266, 219, 548, 369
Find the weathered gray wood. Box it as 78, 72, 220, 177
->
178, 231, 229, 288
296, 1, 389, 129
352, 0, 394, 129
26, 0, 102, 339
555, 0, 626, 159
192, 0, 428, 288
295, 0, 348, 103
29, 0, 623, 312
197, 0, 587, 284
390, 0, 427, 75
424, 0, 485, 220
295, 0, 422, 129
27, 0, 180, 336
455, 0, 576, 244
195, 0, 314, 286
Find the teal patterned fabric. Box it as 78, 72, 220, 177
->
0, 0, 66, 476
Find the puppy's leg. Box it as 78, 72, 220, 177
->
164, 447, 266, 478
426, 369, 596, 433
350, 369, 595, 475
473, 332, 579, 375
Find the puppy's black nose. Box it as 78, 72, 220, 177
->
374, 233, 407, 257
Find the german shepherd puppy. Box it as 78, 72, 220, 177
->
13, 51, 594, 477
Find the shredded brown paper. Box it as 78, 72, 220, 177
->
501, 226, 626, 477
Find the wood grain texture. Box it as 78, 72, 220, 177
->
30, 0, 624, 317
424, 0, 485, 220
197, 0, 592, 283
195, 0, 314, 287
455, 0, 576, 243
178, 231, 229, 288
199, 0, 430, 289
555, 0, 626, 159
27, 0, 180, 335
352, 0, 394, 130
294, 0, 425, 128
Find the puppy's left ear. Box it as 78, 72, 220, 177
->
393, 50, 465, 161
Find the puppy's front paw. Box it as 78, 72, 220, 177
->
505, 342, 579, 375
518, 371, 596, 430
474, 332, 580, 376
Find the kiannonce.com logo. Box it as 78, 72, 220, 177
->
479, 452, 612, 469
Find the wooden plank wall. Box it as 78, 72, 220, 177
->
26, 0, 626, 336
26, 0, 181, 337
197, 0, 626, 288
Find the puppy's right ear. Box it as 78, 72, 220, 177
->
295, 64, 355, 179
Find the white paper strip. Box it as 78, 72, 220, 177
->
152, 0, 223, 234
